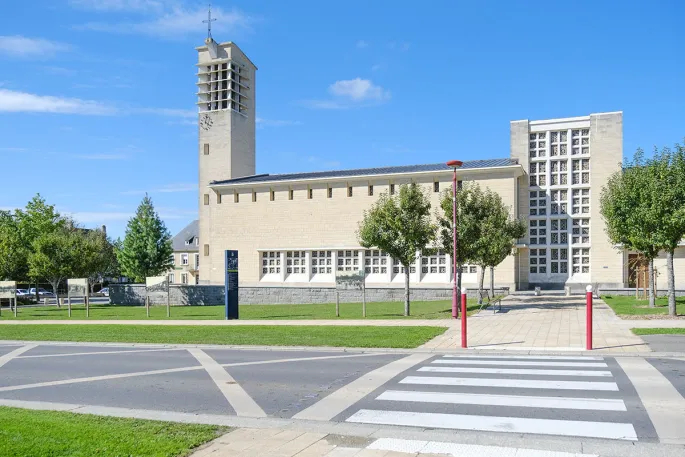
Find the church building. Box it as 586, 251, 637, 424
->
195, 37, 683, 293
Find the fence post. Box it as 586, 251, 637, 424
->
461, 287, 468, 349
335, 290, 340, 317
145, 295, 150, 318
86, 295, 89, 318
586, 285, 593, 350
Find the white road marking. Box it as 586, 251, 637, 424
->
433, 359, 607, 368
0, 344, 37, 368
17, 348, 183, 359
443, 355, 603, 361
400, 376, 619, 391
617, 357, 685, 445
293, 353, 432, 421
0, 352, 384, 392
419, 366, 613, 377
376, 390, 627, 411
368, 438, 600, 457
188, 349, 266, 418
347, 409, 637, 441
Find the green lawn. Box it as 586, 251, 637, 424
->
601, 295, 685, 316
632, 328, 685, 335
0, 406, 226, 457
0, 299, 483, 320
0, 324, 446, 348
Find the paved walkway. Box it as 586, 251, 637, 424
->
422, 295, 649, 352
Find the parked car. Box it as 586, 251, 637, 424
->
100, 287, 109, 297
29, 288, 56, 298
16, 289, 30, 297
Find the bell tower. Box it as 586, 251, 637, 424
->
196, 26, 257, 280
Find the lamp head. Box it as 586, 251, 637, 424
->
446, 160, 463, 168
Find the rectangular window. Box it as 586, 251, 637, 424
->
181, 254, 189, 265
195, 274, 199, 285
203, 143, 209, 155
285, 250, 307, 275
270, 190, 275, 201
169, 254, 175, 265
348, 186, 353, 197
217, 193, 222, 204
368, 185, 373, 196
289, 189, 294, 200
195, 254, 200, 268
234, 191, 239, 203
337, 250, 360, 272
308, 187, 313, 199
204, 244, 209, 256
203, 194, 209, 205
327, 186, 333, 198
168, 273, 174, 284
181, 273, 188, 285
311, 250, 333, 274
434, 182, 440, 193
261, 251, 282, 275
390, 183, 395, 195
252, 191, 257, 202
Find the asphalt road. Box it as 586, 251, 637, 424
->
1, 343, 684, 446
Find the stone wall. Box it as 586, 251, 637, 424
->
111, 284, 510, 306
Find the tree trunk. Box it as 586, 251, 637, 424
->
404, 269, 410, 316
51, 280, 61, 308
490, 266, 495, 297
667, 249, 676, 316
477, 267, 485, 304
648, 259, 655, 308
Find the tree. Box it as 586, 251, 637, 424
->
82, 230, 120, 292
28, 223, 90, 306
601, 150, 661, 308
117, 195, 173, 283
473, 191, 526, 301
436, 182, 488, 306
357, 183, 435, 316
0, 210, 28, 281
15, 194, 66, 300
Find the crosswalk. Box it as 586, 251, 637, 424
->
345, 354, 641, 441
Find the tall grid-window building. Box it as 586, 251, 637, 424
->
195, 37, 685, 292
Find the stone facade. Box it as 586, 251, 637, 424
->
111, 284, 510, 306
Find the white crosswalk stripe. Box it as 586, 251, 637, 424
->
344, 354, 639, 441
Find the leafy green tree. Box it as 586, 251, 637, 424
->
436, 182, 488, 307
15, 194, 66, 300
0, 210, 28, 281
28, 223, 91, 306
82, 229, 120, 292
601, 150, 661, 307
474, 190, 526, 301
358, 183, 435, 316
117, 195, 173, 283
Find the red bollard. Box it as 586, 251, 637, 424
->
586, 285, 593, 350
461, 287, 467, 348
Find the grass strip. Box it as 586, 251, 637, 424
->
0, 324, 446, 348
0, 406, 227, 457
601, 295, 685, 316
632, 328, 685, 335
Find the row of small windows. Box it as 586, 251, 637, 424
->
204, 182, 452, 205
260, 250, 479, 277
529, 129, 590, 158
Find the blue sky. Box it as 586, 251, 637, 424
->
1, 0, 683, 240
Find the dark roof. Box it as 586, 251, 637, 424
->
211, 158, 518, 186
171, 220, 199, 252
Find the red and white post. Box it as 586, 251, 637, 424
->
586, 285, 593, 350
461, 286, 468, 348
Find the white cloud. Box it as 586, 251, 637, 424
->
76, 5, 254, 39
0, 89, 113, 115
356, 40, 369, 48
329, 78, 390, 102
256, 117, 302, 128
302, 78, 390, 110
120, 183, 198, 195
0, 36, 71, 57
69, 0, 165, 12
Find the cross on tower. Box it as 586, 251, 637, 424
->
203, 3, 217, 39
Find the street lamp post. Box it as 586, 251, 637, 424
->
446, 160, 463, 319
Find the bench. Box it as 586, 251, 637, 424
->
478, 290, 502, 314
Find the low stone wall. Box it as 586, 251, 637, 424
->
599, 288, 685, 297
111, 284, 510, 306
